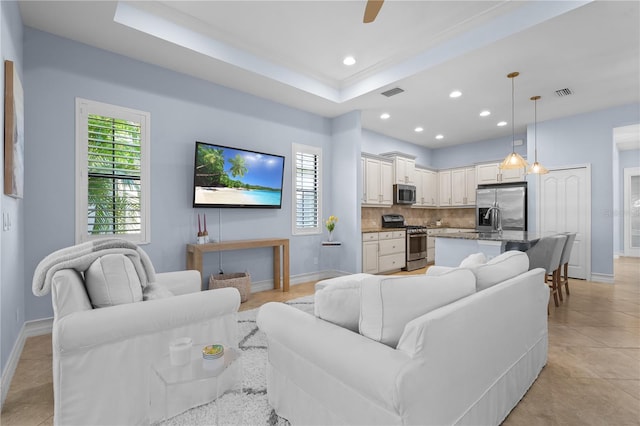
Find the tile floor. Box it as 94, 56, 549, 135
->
1, 257, 638, 425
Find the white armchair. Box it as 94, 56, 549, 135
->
36, 241, 241, 425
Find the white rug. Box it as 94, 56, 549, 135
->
159, 295, 315, 426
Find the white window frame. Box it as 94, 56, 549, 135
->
75, 98, 151, 244
292, 143, 322, 235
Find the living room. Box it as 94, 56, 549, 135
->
1, 1, 639, 424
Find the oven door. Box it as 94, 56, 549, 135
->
407, 232, 427, 261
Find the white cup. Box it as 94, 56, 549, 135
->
169, 337, 192, 366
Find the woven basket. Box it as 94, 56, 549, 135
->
208, 272, 251, 302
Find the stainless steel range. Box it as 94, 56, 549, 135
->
381, 214, 428, 271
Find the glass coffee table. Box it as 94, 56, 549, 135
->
151, 344, 242, 423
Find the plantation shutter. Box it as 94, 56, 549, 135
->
293, 144, 322, 234
87, 115, 142, 235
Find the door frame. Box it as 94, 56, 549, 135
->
623, 167, 640, 257
535, 163, 592, 280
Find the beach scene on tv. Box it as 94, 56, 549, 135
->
194, 143, 284, 207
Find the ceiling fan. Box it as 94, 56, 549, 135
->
363, 0, 384, 23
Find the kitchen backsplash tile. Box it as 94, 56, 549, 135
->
362, 206, 475, 229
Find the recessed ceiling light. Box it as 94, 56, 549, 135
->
380, 113, 390, 120
479, 110, 491, 117
497, 121, 507, 127
449, 90, 462, 98
343, 56, 356, 66
414, 127, 424, 133
435, 134, 444, 140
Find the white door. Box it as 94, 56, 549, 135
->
624, 167, 640, 257
538, 166, 591, 279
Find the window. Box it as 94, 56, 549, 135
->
75, 98, 150, 244
292, 143, 322, 235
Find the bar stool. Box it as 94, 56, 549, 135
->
526, 234, 567, 307
558, 233, 577, 298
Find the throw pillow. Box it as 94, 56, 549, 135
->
359, 269, 476, 348
143, 283, 174, 301
459, 252, 487, 268
472, 250, 529, 291
84, 254, 143, 308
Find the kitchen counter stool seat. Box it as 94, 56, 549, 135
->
558, 233, 577, 298
525, 234, 567, 307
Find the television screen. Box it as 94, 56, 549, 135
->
193, 141, 285, 208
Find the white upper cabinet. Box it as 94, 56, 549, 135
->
438, 170, 452, 206
414, 167, 438, 207
362, 155, 393, 206
394, 156, 416, 185
450, 167, 476, 206
381, 153, 417, 185
476, 162, 525, 184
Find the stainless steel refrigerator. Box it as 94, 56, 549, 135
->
476, 182, 527, 231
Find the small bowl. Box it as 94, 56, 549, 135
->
202, 344, 224, 360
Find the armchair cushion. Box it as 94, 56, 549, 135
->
51, 269, 92, 318
359, 269, 476, 347
143, 283, 174, 301
84, 254, 143, 308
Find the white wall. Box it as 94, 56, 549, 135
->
1, 0, 24, 378
362, 129, 433, 167
430, 133, 527, 170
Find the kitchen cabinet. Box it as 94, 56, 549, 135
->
476, 162, 525, 184
451, 167, 476, 206
427, 229, 437, 263
362, 155, 393, 206
414, 167, 438, 207
361, 230, 406, 273
393, 156, 416, 185
438, 170, 452, 206
362, 232, 379, 274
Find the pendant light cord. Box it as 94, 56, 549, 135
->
511, 75, 516, 153
534, 97, 538, 161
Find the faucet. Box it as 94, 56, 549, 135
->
483, 203, 502, 232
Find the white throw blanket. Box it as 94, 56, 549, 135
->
32, 238, 156, 296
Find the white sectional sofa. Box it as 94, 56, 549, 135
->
257, 251, 549, 425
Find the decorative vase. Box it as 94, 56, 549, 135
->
328, 230, 333, 242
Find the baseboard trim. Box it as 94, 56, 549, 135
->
0, 318, 53, 410
590, 273, 615, 284
250, 270, 349, 293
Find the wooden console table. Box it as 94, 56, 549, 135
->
186, 238, 290, 292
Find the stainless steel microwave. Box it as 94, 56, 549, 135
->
393, 184, 416, 205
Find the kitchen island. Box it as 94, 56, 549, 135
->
433, 230, 546, 267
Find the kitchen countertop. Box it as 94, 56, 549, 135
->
362, 227, 406, 233
432, 230, 547, 243
362, 226, 474, 233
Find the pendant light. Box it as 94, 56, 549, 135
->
527, 95, 548, 174
499, 72, 529, 170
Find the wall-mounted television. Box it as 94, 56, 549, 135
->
192, 141, 285, 208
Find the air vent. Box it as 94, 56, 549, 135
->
381, 87, 405, 97
555, 88, 573, 97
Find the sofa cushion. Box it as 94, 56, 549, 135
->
84, 254, 143, 308
469, 251, 529, 291
359, 269, 476, 347
314, 273, 370, 332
